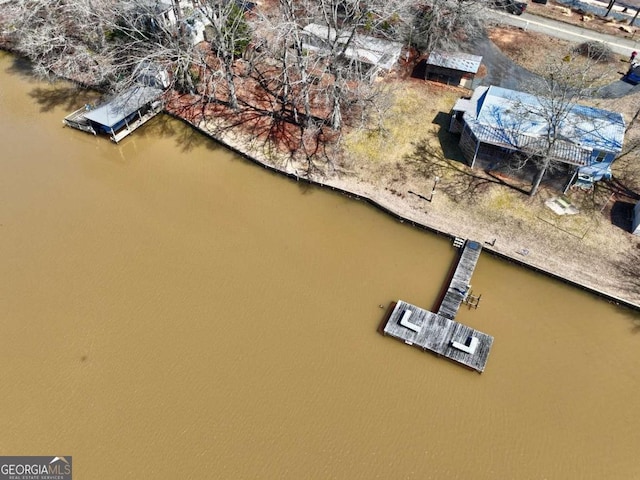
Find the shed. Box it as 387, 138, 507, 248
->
424, 51, 482, 88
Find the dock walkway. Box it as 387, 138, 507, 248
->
383, 239, 494, 373
438, 240, 482, 319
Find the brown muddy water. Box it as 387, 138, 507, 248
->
1, 52, 640, 479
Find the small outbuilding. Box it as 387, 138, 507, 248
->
424, 51, 482, 89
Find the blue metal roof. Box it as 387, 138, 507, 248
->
463, 86, 625, 166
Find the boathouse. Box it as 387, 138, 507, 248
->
64, 86, 164, 143
449, 85, 625, 188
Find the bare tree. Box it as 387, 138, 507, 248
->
269, 0, 412, 130
607, 97, 640, 195
490, 54, 611, 196
412, 0, 485, 54
7, 0, 201, 92
9, 0, 117, 83
196, 1, 253, 110
100, 0, 205, 93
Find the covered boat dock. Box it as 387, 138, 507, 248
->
64, 86, 164, 143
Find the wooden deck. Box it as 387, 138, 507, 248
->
384, 300, 493, 373
111, 103, 163, 143
382, 239, 493, 373
63, 107, 97, 135
437, 240, 482, 320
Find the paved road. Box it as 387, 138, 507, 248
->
487, 9, 640, 56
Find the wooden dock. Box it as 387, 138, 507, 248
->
111, 103, 163, 143
63, 106, 98, 134
382, 239, 493, 373
384, 301, 493, 372
438, 240, 482, 320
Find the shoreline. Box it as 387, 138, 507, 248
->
1, 27, 636, 313
164, 111, 640, 313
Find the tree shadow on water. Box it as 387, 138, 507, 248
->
141, 113, 223, 154
28, 85, 100, 113
7, 56, 35, 78
6, 56, 102, 112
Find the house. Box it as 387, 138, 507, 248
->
449, 85, 625, 187
137, 0, 179, 27
300, 23, 403, 75
424, 51, 482, 89
135, 0, 210, 45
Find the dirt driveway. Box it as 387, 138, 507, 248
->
480, 24, 640, 99
468, 33, 541, 90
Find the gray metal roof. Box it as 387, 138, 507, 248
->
136, 0, 173, 13
301, 23, 403, 70
426, 51, 482, 74
84, 86, 163, 128
462, 85, 625, 166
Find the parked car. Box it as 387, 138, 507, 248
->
624, 67, 640, 85
492, 0, 527, 15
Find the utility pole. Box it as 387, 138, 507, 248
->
606, 0, 616, 17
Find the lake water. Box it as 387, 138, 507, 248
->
1, 52, 639, 479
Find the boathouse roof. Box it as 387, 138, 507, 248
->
83, 86, 164, 129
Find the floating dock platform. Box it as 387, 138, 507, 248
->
383, 240, 494, 373
384, 301, 493, 372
